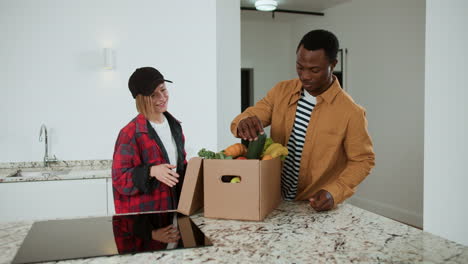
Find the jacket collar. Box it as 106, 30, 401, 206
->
288, 79, 303, 106
135, 112, 181, 134
289, 76, 342, 105
135, 113, 148, 134
316, 77, 342, 104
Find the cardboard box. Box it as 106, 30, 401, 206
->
177, 157, 204, 216
203, 158, 282, 221
178, 157, 282, 221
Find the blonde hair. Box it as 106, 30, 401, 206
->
135, 95, 154, 118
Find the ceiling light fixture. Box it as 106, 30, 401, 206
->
255, 0, 278, 12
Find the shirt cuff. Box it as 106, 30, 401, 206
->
320, 182, 344, 208
132, 164, 159, 194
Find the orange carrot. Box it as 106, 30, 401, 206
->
224, 143, 247, 158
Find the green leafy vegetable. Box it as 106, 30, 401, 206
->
198, 148, 216, 159
198, 148, 234, 159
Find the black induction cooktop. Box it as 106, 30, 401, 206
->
12, 211, 212, 264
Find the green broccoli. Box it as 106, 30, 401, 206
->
198, 148, 234, 159
198, 148, 216, 159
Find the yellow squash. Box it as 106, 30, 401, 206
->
263, 143, 288, 158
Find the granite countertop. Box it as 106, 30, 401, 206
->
0, 160, 112, 183
1, 201, 467, 264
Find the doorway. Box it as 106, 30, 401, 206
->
241, 68, 254, 146
241, 68, 254, 111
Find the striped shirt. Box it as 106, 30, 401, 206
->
281, 90, 316, 200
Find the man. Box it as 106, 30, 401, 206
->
231, 30, 375, 212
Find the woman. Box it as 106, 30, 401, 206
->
112, 67, 187, 214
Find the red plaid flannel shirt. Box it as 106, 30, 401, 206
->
112, 113, 187, 214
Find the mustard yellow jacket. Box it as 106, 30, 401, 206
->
231, 78, 375, 206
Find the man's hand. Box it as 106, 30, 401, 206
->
150, 164, 179, 187
237, 116, 264, 141
309, 189, 334, 212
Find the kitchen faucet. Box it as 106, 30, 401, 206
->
39, 124, 58, 167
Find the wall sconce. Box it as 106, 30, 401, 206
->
103, 48, 114, 70
255, 0, 278, 11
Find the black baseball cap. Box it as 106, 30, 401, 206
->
128, 67, 173, 98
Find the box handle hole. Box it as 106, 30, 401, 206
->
220, 175, 242, 183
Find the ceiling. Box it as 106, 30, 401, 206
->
240, 0, 351, 13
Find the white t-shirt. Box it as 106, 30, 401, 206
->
150, 117, 178, 249
303, 89, 317, 104
150, 116, 178, 167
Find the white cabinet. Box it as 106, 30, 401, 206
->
0, 179, 108, 222
106, 178, 115, 215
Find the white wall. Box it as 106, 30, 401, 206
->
424, 0, 468, 246
241, 11, 298, 136
241, 12, 296, 104
241, 0, 426, 227
0, 0, 225, 162
217, 0, 241, 150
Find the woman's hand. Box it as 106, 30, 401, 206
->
150, 164, 179, 187
151, 225, 180, 243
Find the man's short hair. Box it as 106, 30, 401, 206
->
297, 29, 339, 62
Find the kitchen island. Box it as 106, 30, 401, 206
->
1, 201, 467, 264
